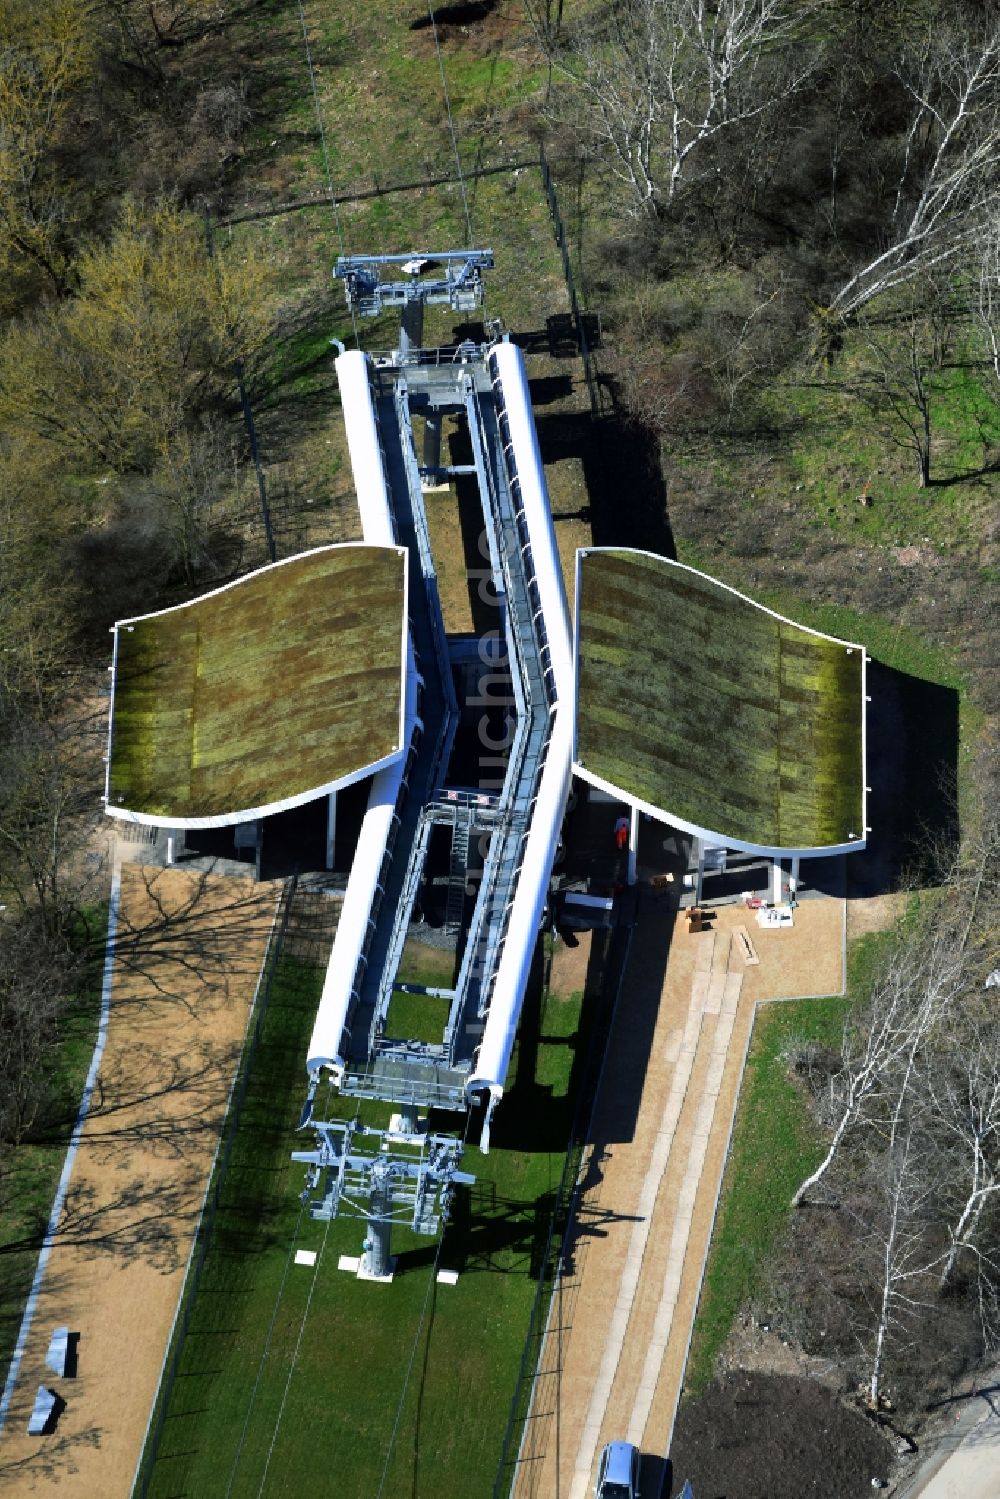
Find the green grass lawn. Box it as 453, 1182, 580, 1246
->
140, 939, 588, 1499
683, 925, 904, 1394
0, 909, 106, 1375
763, 330, 1000, 552
385, 938, 456, 1043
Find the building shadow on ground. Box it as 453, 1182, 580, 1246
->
850, 661, 959, 897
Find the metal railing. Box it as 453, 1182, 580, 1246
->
491, 926, 635, 1499
360, 379, 461, 1050
456, 373, 555, 1038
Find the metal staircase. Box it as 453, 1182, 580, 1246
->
444, 810, 472, 936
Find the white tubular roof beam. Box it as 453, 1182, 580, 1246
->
306, 352, 411, 1077
467, 341, 574, 1126
336, 349, 396, 546
306, 645, 418, 1077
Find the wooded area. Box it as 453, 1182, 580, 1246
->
0, 0, 275, 1195
0, 0, 998, 1449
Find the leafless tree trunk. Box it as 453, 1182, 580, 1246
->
866, 1126, 942, 1407
830, 25, 1000, 321
792, 926, 961, 1207
932, 1036, 1000, 1289
529, 0, 814, 218
929, 829, 1000, 1286
974, 218, 1000, 391
854, 312, 935, 488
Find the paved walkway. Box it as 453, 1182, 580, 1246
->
512, 895, 845, 1499
895, 1386, 1000, 1499
0, 864, 278, 1497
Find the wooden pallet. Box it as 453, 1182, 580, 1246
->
733, 924, 760, 966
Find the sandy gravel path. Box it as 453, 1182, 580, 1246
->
0, 863, 279, 1497
513, 894, 845, 1499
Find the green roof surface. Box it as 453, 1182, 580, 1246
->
109, 545, 406, 821
575, 550, 864, 850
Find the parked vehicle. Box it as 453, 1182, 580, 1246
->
595, 1440, 641, 1498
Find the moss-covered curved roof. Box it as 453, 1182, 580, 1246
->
574, 550, 865, 851
108, 544, 407, 824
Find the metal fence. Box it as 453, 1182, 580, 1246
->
130, 874, 299, 1499
491, 924, 634, 1499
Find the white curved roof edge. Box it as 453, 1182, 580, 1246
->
575, 545, 870, 652
113, 539, 402, 628
573, 546, 869, 858
105, 745, 404, 831
105, 538, 409, 829
466, 341, 575, 1140
306, 348, 414, 1077
465, 729, 574, 1142
571, 761, 868, 858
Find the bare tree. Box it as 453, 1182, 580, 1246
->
928, 825, 1000, 1285
530, 0, 813, 218
792, 923, 961, 1207
0, 687, 102, 942
0, 907, 81, 1146
929, 1013, 1000, 1290
854, 311, 935, 487
706, 278, 789, 426
99, 0, 234, 84
830, 24, 1000, 321
864, 1125, 944, 1407
0, 0, 95, 299
974, 216, 1000, 391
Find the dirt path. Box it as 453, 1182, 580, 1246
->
513, 895, 845, 1498
0, 863, 279, 1497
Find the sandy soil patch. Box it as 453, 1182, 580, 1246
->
0, 864, 279, 1497
848, 890, 910, 940
549, 932, 594, 998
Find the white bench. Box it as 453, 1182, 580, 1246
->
45, 1326, 70, 1378
27, 1386, 58, 1435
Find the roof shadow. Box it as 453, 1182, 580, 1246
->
532, 409, 675, 556
850, 660, 960, 896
